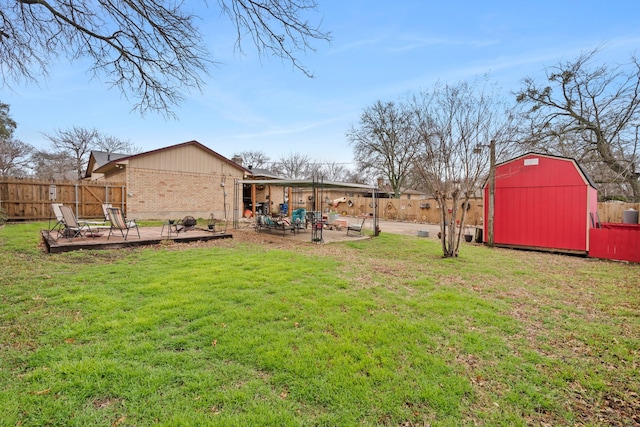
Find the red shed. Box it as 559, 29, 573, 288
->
483, 153, 598, 254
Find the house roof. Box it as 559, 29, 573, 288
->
245, 167, 282, 180
375, 182, 426, 197
93, 151, 130, 166
401, 188, 427, 196
91, 140, 252, 175
84, 151, 130, 178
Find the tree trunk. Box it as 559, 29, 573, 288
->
437, 196, 448, 255
629, 178, 640, 203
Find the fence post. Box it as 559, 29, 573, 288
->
74, 183, 79, 216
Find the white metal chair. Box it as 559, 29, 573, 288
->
346, 217, 366, 236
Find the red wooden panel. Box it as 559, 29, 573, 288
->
589, 226, 640, 263
493, 186, 588, 251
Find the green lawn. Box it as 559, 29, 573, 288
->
1, 222, 638, 426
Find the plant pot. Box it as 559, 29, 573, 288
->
464, 234, 473, 242
208, 224, 215, 230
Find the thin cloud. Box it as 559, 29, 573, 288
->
327, 37, 383, 55
388, 35, 501, 53
219, 114, 352, 141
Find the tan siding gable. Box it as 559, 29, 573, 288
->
128, 144, 233, 174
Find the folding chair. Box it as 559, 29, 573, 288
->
49, 203, 65, 239
79, 203, 112, 231
58, 205, 91, 241
107, 207, 140, 240
102, 203, 113, 222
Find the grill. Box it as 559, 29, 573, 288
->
181, 216, 197, 229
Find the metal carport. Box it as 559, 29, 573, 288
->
233, 178, 380, 239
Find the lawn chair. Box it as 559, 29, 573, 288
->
58, 205, 91, 241
49, 203, 65, 238
107, 207, 140, 240
78, 203, 112, 230
73, 202, 113, 235
102, 203, 113, 222
346, 217, 366, 236
292, 208, 307, 230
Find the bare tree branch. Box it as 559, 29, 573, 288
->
44, 126, 97, 179
218, 0, 331, 77
272, 151, 311, 179
0, 1, 330, 115
516, 49, 640, 201
347, 100, 420, 198
0, 137, 33, 176
235, 150, 271, 169
412, 78, 517, 257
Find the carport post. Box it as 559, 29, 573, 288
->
251, 183, 257, 218
373, 185, 379, 236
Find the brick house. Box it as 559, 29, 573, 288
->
86, 141, 251, 220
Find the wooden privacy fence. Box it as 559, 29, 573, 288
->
324, 196, 486, 225
368, 199, 639, 225
0, 178, 126, 220
376, 198, 485, 225
596, 202, 640, 223
2, 178, 638, 224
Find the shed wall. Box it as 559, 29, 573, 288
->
486, 154, 593, 253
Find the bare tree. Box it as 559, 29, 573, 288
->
30, 149, 76, 180
95, 135, 139, 154
304, 160, 350, 182
342, 169, 369, 185
43, 127, 136, 179
0, 137, 32, 177
273, 152, 311, 179
43, 127, 97, 179
318, 161, 350, 182
235, 150, 271, 169
0, 101, 32, 177
516, 50, 640, 202
0, 1, 330, 116
412, 79, 517, 258
347, 100, 420, 197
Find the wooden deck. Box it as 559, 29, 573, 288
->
42, 226, 232, 254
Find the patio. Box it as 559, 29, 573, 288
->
42, 225, 233, 254
41, 219, 378, 253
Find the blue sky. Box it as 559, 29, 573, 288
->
4, 1, 640, 168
